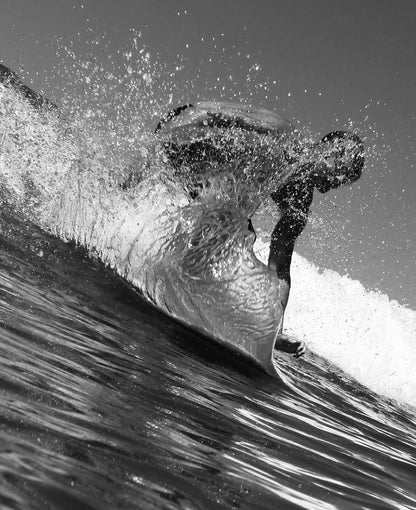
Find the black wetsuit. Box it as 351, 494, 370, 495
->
155, 105, 364, 289
267, 130, 364, 284
268, 178, 314, 282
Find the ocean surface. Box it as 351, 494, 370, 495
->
1, 63, 416, 509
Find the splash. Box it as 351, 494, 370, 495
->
0, 81, 293, 376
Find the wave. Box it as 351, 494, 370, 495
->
1, 81, 415, 408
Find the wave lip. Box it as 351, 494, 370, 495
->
150, 202, 284, 375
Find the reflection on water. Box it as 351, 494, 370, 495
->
1, 217, 416, 510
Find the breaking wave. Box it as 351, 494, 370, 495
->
1, 41, 415, 407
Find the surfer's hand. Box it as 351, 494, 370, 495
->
293, 340, 306, 358
274, 333, 306, 358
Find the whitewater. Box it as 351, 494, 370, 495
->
255, 240, 416, 406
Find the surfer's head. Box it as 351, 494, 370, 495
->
312, 131, 364, 193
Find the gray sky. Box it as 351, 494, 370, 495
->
1, 0, 415, 307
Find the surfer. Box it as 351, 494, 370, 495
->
1, 66, 364, 362
156, 104, 364, 359
267, 130, 364, 356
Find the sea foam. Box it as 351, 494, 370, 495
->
255, 240, 416, 407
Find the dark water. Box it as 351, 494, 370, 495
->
1, 213, 416, 510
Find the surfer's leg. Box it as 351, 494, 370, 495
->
268, 219, 295, 314
268, 209, 308, 307
268, 216, 306, 357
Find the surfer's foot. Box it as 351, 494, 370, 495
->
274, 333, 305, 358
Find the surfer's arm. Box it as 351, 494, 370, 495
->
268, 213, 303, 316
268, 183, 311, 281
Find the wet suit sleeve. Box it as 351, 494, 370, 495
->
269, 181, 314, 278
